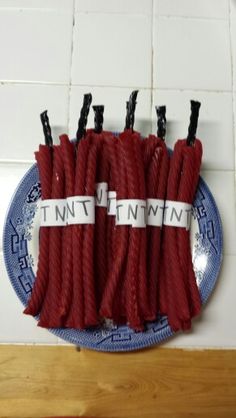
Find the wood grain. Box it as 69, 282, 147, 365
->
0, 345, 235, 418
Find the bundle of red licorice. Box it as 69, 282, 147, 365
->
24, 93, 203, 333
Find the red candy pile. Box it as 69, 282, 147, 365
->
24, 98, 203, 333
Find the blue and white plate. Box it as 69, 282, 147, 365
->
3, 163, 223, 351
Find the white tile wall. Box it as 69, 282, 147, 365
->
230, 0, 236, 19
0, 1, 74, 10
151, 90, 234, 171
0, 0, 235, 348
155, 0, 229, 19
231, 19, 236, 91
0, 84, 69, 161
0, 9, 73, 83
71, 13, 152, 87
153, 17, 232, 91
76, 0, 152, 15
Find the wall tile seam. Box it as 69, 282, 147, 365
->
150, 0, 154, 117
67, 0, 76, 134
154, 14, 229, 22
71, 85, 233, 93
0, 7, 73, 13
0, 81, 233, 94
0, 80, 70, 86
0, 9, 229, 21
228, 0, 236, 210
73, 11, 153, 17
71, 11, 229, 20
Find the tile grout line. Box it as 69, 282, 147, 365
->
228, 1, 236, 199
0, 7, 227, 21
66, 11, 229, 21
0, 80, 233, 94
155, 14, 229, 22
150, 0, 154, 122
0, 7, 73, 12
0, 80, 68, 86
66, 0, 76, 135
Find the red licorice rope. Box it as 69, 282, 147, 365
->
133, 134, 150, 322
38, 145, 65, 327
102, 135, 127, 324
92, 131, 110, 306
105, 137, 117, 285
100, 135, 129, 321
121, 131, 143, 330
111, 136, 128, 324
82, 136, 99, 327
159, 142, 190, 330
145, 136, 169, 320
176, 139, 202, 321
27, 120, 202, 335
142, 135, 158, 172
60, 134, 75, 322
24, 145, 53, 316
65, 137, 90, 329
154, 144, 169, 316
159, 139, 202, 331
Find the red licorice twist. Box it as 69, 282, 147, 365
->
66, 138, 90, 329
100, 135, 129, 321
82, 139, 99, 327
24, 145, 53, 316
176, 139, 202, 322
146, 141, 163, 319
133, 134, 150, 321
60, 134, 75, 322
160, 141, 191, 331
143, 135, 159, 171
105, 138, 117, 281
93, 132, 110, 306
155, 144, 169, 316
122, 131, 142, 330
160, 138, 202, 331
38, 145, 65, 328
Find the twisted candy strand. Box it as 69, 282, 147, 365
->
60, 135, 75, 322
66, 137, 90, 329
24, 145, 53, 316
82, 141, 99, 327
38, 145, 65, 327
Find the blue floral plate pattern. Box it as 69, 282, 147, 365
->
3, 163, 223, 351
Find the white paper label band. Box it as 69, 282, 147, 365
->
40, 197, 95, 226
116, 199, 146, 228
146, 199, 165, 227
107, 191, 116, 215
95, 182, 108, 207
163, 200, 192, 230
40, 197, 192, 229
67, 196, 95, 225
40, 199, 66, 226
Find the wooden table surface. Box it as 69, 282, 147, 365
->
0, 345, 235, 418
